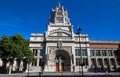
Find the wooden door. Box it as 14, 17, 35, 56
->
61, 63, 64, 71
56, 63, 59, 72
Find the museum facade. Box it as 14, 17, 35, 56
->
29, 3, 120, 72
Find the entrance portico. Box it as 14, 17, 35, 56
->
55, 50, 71, 72
47, 49, 71, 72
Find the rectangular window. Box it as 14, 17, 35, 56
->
39, 58, 42, 66
75, 49, 80, 56
33, 49, 37, 56
76, 58, 80, 66
102, 50, 107, 56
32, 58, 37, 66
108, 50, 113, 56
82, 49, 87, 56
90, 50, 94, 56
96, 50, 101, 56
83, 58, 88, 66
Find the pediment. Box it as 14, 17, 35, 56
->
48, 28, 71, 37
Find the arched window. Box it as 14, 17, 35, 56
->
97, 58, 102, 66
91, 59, 96, 66
104, 58, 109, 66
110, 58, 115, 66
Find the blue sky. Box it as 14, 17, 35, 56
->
0, 0, 120, 40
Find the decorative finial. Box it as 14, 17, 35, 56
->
77, 26, 82, 34
58, 2, 61, 7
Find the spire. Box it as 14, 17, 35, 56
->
77, 26, 82, 34
57, 2, 61, 7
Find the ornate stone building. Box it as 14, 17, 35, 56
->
29, 3, 120, 72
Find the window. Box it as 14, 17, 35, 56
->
108, 50, 113, 56
96, 50, 101, 56
90, 50, 95, 56
33, 49, 38, 56
110, 58, 115, 65
97, 59, 102, 66
76, 58, 80, 66
32, 58, 37, 66
57, 32, 62, 36
83, 58, 88, 66
104, 59, 109, 66
102, 50, 107, 56
91, 59, 96, 66
56, 17, 63, 23
39, 58, 42, 66
82, 49, 87, 56
75, 49, 80, 56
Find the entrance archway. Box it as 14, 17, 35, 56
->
55, 50, 70, 72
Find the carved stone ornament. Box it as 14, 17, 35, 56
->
57, 41, 62, 49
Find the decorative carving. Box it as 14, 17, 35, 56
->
48, 46, 72, 63
57, 41, 62, 49
49, 28, 71, 36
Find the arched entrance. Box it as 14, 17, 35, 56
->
55, 50, 70, 72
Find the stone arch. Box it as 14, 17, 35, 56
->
104, 58, 109, 66
97, 58, 103, 68
104, 58, 109, 69
49, 49, 71, 71
110, 58, 115, 66
91, 58, 96, 67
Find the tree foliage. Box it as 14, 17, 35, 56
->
0, 34, 34, 74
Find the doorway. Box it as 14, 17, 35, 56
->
55, 50, 70, 72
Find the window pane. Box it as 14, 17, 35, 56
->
108, 50, 113, 56
90, 50, 94, 56
96, 50, 101, 56
33, 49, 37, 56
76, 58, 80, 66
82, 49, 87, 56
102, 50, 107, 56
75, 49, 80, 56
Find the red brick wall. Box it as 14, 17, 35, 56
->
90, 43, 119, 49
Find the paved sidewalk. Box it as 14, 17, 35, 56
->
0, 72, 119, 77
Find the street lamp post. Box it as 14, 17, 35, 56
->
77, 26, 84, 77
39, 58, 45, 77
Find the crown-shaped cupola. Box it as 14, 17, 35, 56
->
49, 2, 71, 25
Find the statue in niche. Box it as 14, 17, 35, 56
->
57, 41, 62, 49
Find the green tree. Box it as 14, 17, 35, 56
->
114, 48, 120, 64
0, 34, 34, 74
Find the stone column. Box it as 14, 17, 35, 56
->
114, 58, 118, 68
87, 48, 91, 68
101, 49, 104, 68
37, 49, 40, 66
94, 50, 98, 67
108, 58, 111, 70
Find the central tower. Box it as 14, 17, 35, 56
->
45, 2, 74, 41
44, 2, 75, 72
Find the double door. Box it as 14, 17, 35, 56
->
56, 63, 64, 72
